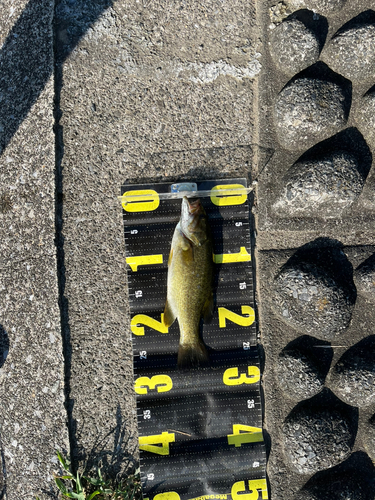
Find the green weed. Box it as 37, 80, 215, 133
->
37, 450, 142, 500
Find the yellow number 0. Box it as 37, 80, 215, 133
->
218, 306, 255, 328
223, 366, 260, 386
139, 432, 175, 455
210, 184, 247, 206
135, 375, 173, 395
232, 480, 268, 500
122, 189, 160, 212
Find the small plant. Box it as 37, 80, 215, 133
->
36, 451, 142, 500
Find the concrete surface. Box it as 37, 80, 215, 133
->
1, 0, 375, 498
55, 0, 259, 480
0, 1, 69, 498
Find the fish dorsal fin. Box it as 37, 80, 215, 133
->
163, 300, 176, 327
202, 291, 214, 323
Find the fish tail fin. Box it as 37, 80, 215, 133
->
178, 341, 209, 369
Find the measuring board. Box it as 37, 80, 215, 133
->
121, 178, 268, 500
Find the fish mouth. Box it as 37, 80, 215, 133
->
187, 198, 201, 215
182, 196, 201, 215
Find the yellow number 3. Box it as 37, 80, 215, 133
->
135, 375, 173, 395
223, 366, 260, 386
232, 480, 268, 500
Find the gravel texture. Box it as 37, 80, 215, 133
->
269, 16, 321, 76
276, 336, 331, 401
321, 12, 375, 83
272, 248, 356, 340
331, 336, 375, 408
272, 152, 364, 217
289, 0, 347, 15
282, 392, 356, 474
275, 72, 350, 151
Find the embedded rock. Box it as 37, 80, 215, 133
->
322, 17, 375, 83
354, 253, 375, 300
273, 256, 355, 340
277, 347, 325, 400
331, 336, 375, 408
275, 77, 349, 150
273, 152, 364, 217
269, 18, 320, 76
283, 401, 354, 473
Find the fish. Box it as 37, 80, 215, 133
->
163, 196, 214, 368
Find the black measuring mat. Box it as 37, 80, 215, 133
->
121, 179, 268, 500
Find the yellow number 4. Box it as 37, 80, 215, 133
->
227, 425, 263, 447
139, 432, 175, 455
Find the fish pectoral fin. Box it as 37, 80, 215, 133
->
163, 300, 176, 327
182, 243, 194, 264
167, 248, 173, 266
202, 292, 214, 323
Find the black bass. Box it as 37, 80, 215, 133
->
163, 197, 214, 368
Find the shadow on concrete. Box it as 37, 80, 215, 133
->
0, 0, 114, 476
77, 404, 137, 479
0, 0, 113, 155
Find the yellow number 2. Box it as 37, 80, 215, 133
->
227, 424, 263, 447
231, 480, 268, 500
135, 375, 173, 395
131, 314, 169, 336
218, 306, 255, 328
139, 432, 175, 455
223, 366, 260, 386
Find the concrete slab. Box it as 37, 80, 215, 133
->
0, 1, 69, 497
56, 0, 259, 475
